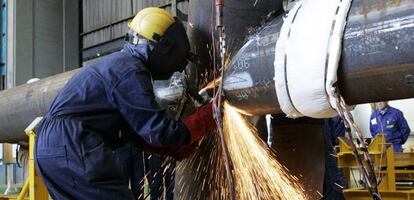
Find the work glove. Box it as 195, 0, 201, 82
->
182, 102, 217, 144
174, 144, 198, 160
143, 143, 197, 161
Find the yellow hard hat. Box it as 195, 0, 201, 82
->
128, 7, 175, 42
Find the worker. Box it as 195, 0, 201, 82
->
323, 115, 347, 200
370, 101, 411, 152
35, 7, 216, 200
146, 153, 176, 200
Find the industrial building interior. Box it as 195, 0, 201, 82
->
0, 0, 413, 199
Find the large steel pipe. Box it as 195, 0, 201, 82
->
0, 71, 76, 143
224, 0, 414, 116
0, 0, 413, 141
0, 69, 187, 143
0, 0, 284, 143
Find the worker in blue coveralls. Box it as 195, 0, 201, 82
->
323, 115, 347, 200
35, 7, 216, 200
370, 101, 411, 152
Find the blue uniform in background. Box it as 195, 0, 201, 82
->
370, 106, 411, 152
35, 43, 191, 200
324, 115, 345, 147
323, 116, 346, 200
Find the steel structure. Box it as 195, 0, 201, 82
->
223, 0, 414, 115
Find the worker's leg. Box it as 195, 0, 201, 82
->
35, 142, 78, 200
131, 146, 145, 200
393, 144, 404, 152
337, 169, 348, 189
113, 143, 134, 192
323, 166, 345, 200
147, 153, 164, 200
35, 118, 134, 200
164, 158, 176, 200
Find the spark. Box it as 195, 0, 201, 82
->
177, 76, 307, 199
176, 102, 307, 199
199, 77, 221, 93
222, 101, 307, 199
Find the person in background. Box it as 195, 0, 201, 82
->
370, 101, 411, 152
323, 115, 347, 200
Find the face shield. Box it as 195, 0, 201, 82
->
146, 18, 192, 80
126, 18, 204, 80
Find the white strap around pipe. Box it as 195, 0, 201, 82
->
274, 0, 353, 119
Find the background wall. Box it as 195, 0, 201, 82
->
7, 0, 79, 87
81, 0, 189, 64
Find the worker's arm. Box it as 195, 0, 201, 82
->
398, 111, 411, 144
112, 69, 215, 147
112, 69, 191, 147
127, 131, 196, 160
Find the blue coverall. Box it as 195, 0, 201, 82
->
35, 43, 191, 200
114, 142, 145, 200
323, 115, 346, 200
370, 107, 411, 152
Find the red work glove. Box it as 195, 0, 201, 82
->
182, 103, 217, 144
143, 143, 197, 161
174, 144, 197, 160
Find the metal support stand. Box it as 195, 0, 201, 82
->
338, 134, 414, 199
16, 117, 48, 200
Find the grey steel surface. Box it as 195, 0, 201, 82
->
0, 70, 76, 143
223, 0, 414, 115
339, 0, 414, 105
